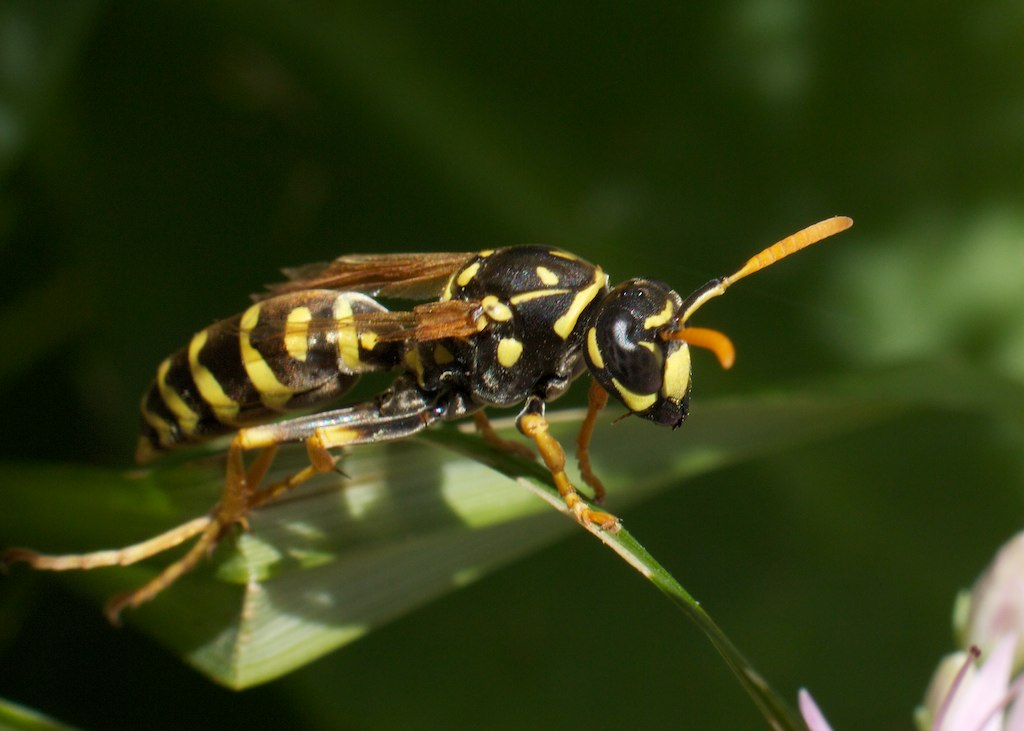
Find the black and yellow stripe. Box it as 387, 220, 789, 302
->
137, 290, 402, 460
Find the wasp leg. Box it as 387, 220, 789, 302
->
1, 516, 212, 573
103, 440, 279, 623
575, 380, 609, 504
516, 397, 620, 532
473, 412, 535, 461
244, 393, 446, 511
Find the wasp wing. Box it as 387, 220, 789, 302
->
240, 299, 484, 350
257, 252, 477, 301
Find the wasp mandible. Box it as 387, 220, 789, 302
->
3, 216, 852, 622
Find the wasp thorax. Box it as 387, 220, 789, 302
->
584, 278, 692, 428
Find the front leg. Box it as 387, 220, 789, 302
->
515, 396, 620, 532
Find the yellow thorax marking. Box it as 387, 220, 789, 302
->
481, 295, 514, 322
536, 266, 559, 286
553, 267, 606, 339
496, 338, 524, 368
509, 288, 570, 305
456, 261, 481, 287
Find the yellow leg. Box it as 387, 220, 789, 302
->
5, 395, 444, 623
474, 412, 535, 461
576, 380, 609, 503
1, 438, 322, 624
1, 516, 211, 572
517, 406, 620, 533
102, 437, 276, 622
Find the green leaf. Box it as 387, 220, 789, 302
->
4, 361, 1019, 724
0, 696, 77, 731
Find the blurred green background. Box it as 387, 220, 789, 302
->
2, 1, 1024, 728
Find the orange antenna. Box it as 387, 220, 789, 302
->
661, 216, 853, 369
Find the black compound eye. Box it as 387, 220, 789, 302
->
600, 309, 663, 394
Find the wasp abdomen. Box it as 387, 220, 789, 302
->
137, 290, 402, 461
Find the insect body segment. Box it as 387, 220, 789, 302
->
584, 279, 691, 428
138, 290, 404, 461
4, 216, 853, 622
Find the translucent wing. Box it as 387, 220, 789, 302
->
240, 299, 484, 348
257, 252, 477, 301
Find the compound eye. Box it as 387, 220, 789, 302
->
600, 309, 663, 395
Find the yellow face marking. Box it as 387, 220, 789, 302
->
587, 327, 605, 369
662, 346, 691, 400
317, 425, 362, 447
333, 295, 360, 370
508, 288, 570, 305
496, 338, 524, 368
611, 377, 657, 413
536, 266, 559, 286
285, 307, 312, 362
553, 267, 606, 339
481, 295, 514, 322
456, 261, 481, 287
644, 299, 675, 330
188, 330, 240, 422
434, 343, 455, 364
359, 331, 379, 351
156, 358, 200, 433
240, 304, 293, 411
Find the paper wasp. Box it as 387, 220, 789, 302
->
3, 216, 852, 623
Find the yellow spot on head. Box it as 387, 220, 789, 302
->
553, 267, 606, 339
481, 295, 514, 322
536, 266, 559, 286
643, 299, 675, 330
456, 261, 481, 287
285, 307, 312, 361
587, 327, 604, 369
496, 338, 524, 368
611, 377, 657, 413
661, 346, 691, 400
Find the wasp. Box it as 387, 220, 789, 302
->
3, 217, 852, 623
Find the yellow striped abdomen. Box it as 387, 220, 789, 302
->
137, 290, 402, 461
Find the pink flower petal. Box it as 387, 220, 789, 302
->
940, 635, 1016, 731
798, 688, 835, 731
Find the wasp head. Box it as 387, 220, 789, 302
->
583, 278, 691, 428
